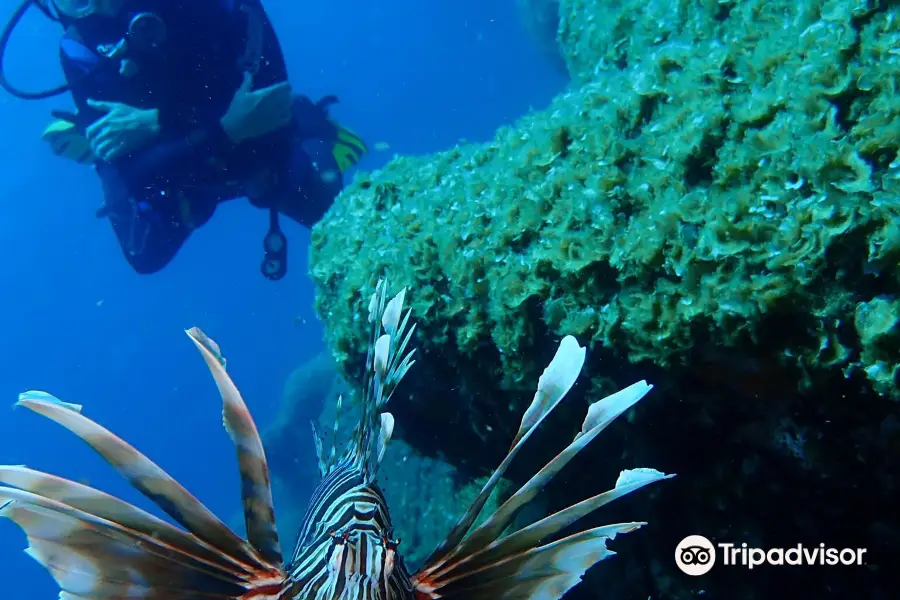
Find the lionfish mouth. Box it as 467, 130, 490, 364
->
0, 278, 671, 600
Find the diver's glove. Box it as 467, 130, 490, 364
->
220, 72, 293, 144
85, 100, 161, 162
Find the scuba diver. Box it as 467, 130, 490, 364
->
0, 0, 368, 280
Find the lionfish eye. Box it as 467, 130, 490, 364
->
328, 529, 348, 544
383, 539, 398, 578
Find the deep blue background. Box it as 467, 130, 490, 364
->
0, 1, 564, 595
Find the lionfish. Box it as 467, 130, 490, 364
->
0, 281, 672, 600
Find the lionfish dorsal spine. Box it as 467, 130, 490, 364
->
313, 280, 414, 484
376, 412, 395, 466
311, 420, 328, 477
348, 280, 414, 483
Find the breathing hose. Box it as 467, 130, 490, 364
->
0, 0, 69, 99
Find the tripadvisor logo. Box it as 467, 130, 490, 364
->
675, 535, 867, 576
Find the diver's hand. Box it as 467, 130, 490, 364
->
85, 100, 161, 162
220, 73, 293, 144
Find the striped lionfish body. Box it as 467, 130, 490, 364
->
286, 460, 413, 600
0, 280, 672, 600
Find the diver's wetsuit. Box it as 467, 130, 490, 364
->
60, 0, 343, 274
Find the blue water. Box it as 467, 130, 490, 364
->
0, 1, 564, 597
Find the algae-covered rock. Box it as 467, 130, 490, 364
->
854, 296, 900, 396
517, 0, 566, 72
311, 0, 900, 403
308, 2, 899, 597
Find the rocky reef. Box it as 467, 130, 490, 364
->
306, 0, 898, 597
517, 0, 567, 72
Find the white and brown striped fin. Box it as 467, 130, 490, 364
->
312, 388, 348, 479
0, 485, 258, 600
419, 336, 587, 567
13, 393, 262, 564
187, 326, 282, 565
18, 390, 83, 413
413, 335, 673, 599
304, 280, 412, 486
341, 280, 415, 483
0, 465, 253, 576
329, 393, 344, 471
376, 412, 395, 466
0, 334, 288, 600
311, 420, 328, 477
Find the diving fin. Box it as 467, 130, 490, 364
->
331, 121, 367, 173
42, 118, 95, 165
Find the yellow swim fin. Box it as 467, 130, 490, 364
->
42, 119, 95, 165
331, 121, 367, 173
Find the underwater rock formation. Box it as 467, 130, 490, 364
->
312, 0, 900, 403
264, 350, 337, 494
261, 351, 340, 542
309, 0, 898, 597
516, 0, 567, 73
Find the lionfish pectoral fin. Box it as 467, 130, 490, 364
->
186, 327, 283, 565
420, 336, 587, 569
0, 464, 252, 572
17, 390, 82, 413
514, 336, 587, 448
185, 326, 227, 369
3, 388, 288, 600
414, 470, 673, 598
13, 395, 258, 564
415, 525, 635, 599
0, 482, 254, 600
413, 335, 673, 599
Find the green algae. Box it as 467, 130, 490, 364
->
310, 0, 900, 400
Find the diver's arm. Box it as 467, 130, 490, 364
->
60, 0, 286, 182
115, 124, 234, 184
109, 0, 252, 180
123, 0, 293, 178
60, 48, 229, 182
150, 0, 250, 145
